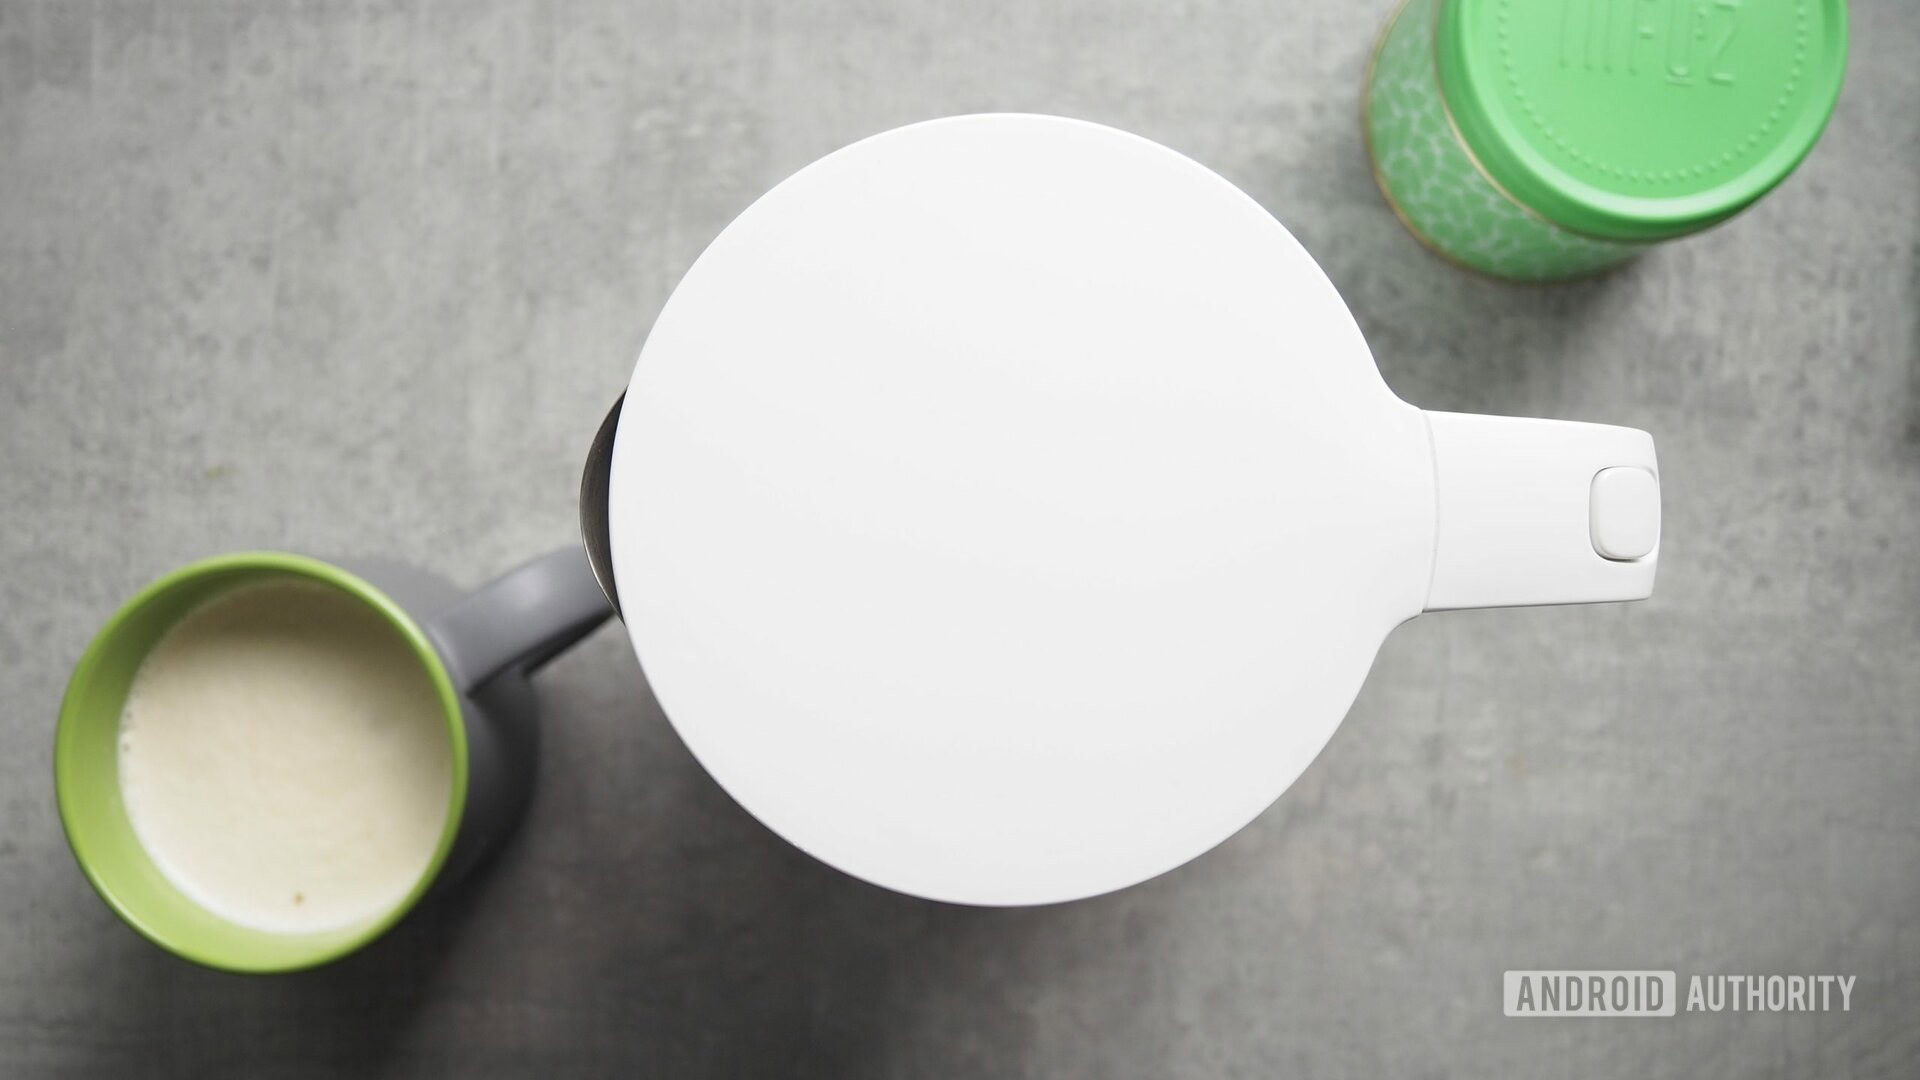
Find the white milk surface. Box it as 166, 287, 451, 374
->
118, 581, 454, 933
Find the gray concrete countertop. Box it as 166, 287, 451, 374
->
3, 2, 1916, 1076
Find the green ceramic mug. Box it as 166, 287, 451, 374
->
55, 548, 610, 973
1365, 0, 1847, 280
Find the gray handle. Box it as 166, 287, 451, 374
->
425, 546, 613, 692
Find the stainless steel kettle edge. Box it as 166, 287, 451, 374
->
579, 394, 623, 618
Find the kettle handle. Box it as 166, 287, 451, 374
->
1421, 411, 1660, 611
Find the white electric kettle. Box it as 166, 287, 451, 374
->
580, 114, 1660, 906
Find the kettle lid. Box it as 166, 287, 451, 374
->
608, 114, 1432, 904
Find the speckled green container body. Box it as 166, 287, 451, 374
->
1365, 0, 1647, 280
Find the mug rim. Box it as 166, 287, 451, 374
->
54, 551, 470, 973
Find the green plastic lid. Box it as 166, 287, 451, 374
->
1437, 0, 1848, 241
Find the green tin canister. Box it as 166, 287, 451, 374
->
1365, 0, 1848, 280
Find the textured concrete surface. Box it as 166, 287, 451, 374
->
3, 1, 1918, 1077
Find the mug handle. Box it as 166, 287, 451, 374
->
1422, 411, 1661, 611
425, 547, 614, 691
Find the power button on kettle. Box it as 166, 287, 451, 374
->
1590, 467, 1660, 562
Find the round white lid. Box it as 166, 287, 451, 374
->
609, 114, 1435, 904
